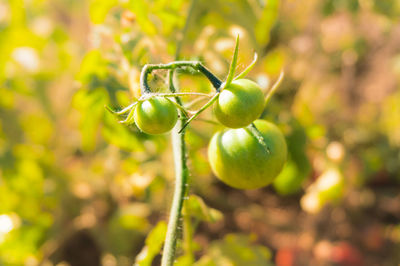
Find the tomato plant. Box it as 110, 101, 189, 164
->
214, 79, 265, 128
208, 120, 287, 189
134, 97, 178, 135
108, 37, 286, 266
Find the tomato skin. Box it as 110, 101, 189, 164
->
208, 120, 287, 189
214, 79, 265, 128
134, 97, 178, 135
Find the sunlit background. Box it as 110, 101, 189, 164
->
0, 0, 400, 265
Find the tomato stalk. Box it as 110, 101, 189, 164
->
108, 30, 278, 264
247, 123, 271, 154
160, 69, 189, 266
140, 61, 222, 94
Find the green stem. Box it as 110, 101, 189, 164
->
140, 61, 222, 95
247, 123, 271, 154
140, 92, 212, 99
234, 53, 258, 80
161, 70, 189, 266
119, 106, 136, 124
178, 92, 220, 133
265, 70, 284, 105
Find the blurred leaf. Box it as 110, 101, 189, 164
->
255, 0, 280, 45
322, 0, 359, 15
10, 0, 26, 27
127, 0, 158, 35
381, 91, 400, 147
373, 0, 400, 17
20, 113, 53, 145
195, 234, 273, 266
134, 221, 167, 266
184, 195, 223, 223
118, 203, 150, 231
89, 0, 118, 24
0, 88, 15, 109
175, 254, 196, 266
77, 50, 108, 84
263, 47, 285, 75
73, 89, 108, 151
106, 213, 145, 256
102, 111, 144, 152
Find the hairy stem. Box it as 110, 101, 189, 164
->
161, 70, 189, 266
140, 92, 212, 99
140, 61, 222, 94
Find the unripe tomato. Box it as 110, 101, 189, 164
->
134, 97, 178, 135
208, 120, 287, 189
214, 79, 265, 128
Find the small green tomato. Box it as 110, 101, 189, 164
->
214, 79, 265, 128
134, 97, 178, 135
208, 120, 287, 189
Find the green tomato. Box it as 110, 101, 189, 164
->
273, 161, 304, 195
214, 79, 265, 128
273, 158, 310, 195
208, 120, 287, 189
134, 97, 178, 135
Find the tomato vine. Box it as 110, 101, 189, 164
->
108, 37, 286, 266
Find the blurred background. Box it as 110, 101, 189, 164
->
0, 0, 400, 265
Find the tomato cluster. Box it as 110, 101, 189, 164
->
121, 77, 287, 190
208, 78, 287, 190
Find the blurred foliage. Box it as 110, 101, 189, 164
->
194, 234, 273, 266
0, 0, 400, 265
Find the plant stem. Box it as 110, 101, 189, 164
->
247, 123, 271, 154
140, 61, 222, 94
178, 92, 220, 133
161, 70, 189, 266
140, 92, 212, 99
234, 53, 258, 80
265, 70, 284, 104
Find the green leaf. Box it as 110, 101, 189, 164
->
255, 0, 280, 45
128, 0, 158, 35
223, 34, 240, 89
175, 254, 197, 266
73, 89, 108, 151
89, 0, 118, 24
77, 50, 108, 84
102, 111, 144, 152
135, 221, 168, 266
184, 195, 223, 222
195, 234, 273, 266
